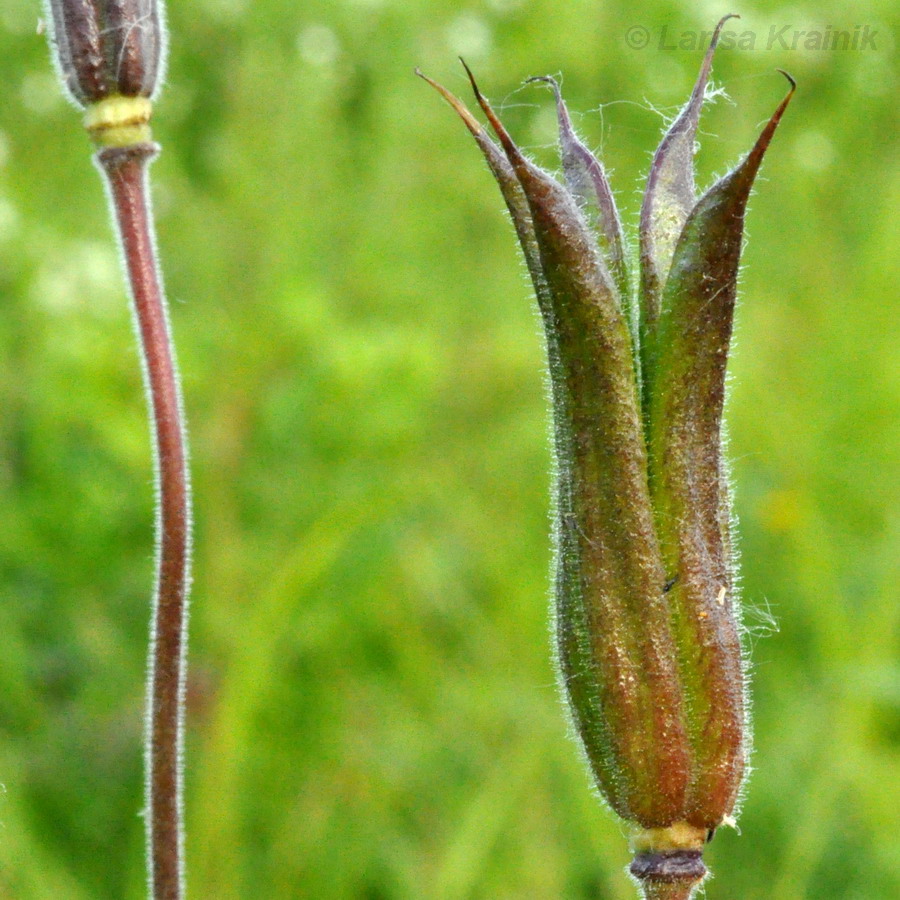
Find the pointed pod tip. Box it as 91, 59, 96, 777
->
707, 14, 741, 56
690, 13, 741, 106
458, 57, 477, 89
764, 69, 797, 128
758, 68, 796, 143
524, 74, 560, 93
415, 66, 485, 137
701, 13, 739, 77
526, 74, 575, 137
661, 11, 739, 149
727, 67, 796, 190
715, 12, 741, 32
641, 14, 736, 303
458, 56, 486, 110
776, 68, 798, 92
458, 59, 523, 162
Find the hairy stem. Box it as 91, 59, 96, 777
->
640, 882, 699, 900
98, 142, 190, 900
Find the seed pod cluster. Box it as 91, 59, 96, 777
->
420, 15, 793, 899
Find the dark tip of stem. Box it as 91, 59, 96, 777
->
458, 58, 523, 164
630, 849, 707, 883
740, 70, 796, 174
776, 68, 798, 91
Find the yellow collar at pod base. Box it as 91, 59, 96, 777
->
84, 95, 153, 148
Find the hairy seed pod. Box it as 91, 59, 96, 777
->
45, 0, 165, 106
45, 0, 165, 148
420, 15, 793, 900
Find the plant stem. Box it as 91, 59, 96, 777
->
98, 142, 190, 900
639, 881, 699, 900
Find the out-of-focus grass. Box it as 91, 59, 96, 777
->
0, 1, 897, 897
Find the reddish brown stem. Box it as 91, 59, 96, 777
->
98, 142, 190, 900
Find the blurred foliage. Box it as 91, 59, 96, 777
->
0, 0, 897, 897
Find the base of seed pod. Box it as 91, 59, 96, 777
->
630, 850, 707, 900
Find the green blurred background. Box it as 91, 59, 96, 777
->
1, 0, 897, 897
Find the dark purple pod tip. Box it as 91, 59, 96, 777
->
46, 0, 167, 107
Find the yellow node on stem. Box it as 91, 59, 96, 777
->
84, 95, 153, 148
631, 822, 707, 854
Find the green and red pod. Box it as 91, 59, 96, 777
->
420, 15, 794, 900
